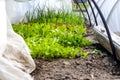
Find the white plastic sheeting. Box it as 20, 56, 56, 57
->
0, 0, 35, 80
12, 0, 72, 24
88, 0, 120, 32
11, 1, 32, 24
0, 0, 7, 55
0, 0, 73, 79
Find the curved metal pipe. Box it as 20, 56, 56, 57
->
88, 0, 98, 25
81, 0, 92, 26
91, 0, 117, 62
74, 0, 86, 21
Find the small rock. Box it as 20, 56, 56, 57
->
101, 29, 105, 33
63, 61, 70, 65
83, 78, 90, 80
45, 78, 52, 80
86, 61, 92, 66
75, 61, 80, 65
61, 76, 66, 79
80, 77, 90, 80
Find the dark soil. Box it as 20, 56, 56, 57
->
31, 27, 120, 80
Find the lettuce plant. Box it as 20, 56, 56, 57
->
13, 10, 92, 59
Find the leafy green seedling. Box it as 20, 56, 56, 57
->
92, 49, 101, 55
13, 9, 92, 59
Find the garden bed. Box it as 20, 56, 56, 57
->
31, 27, 120, 80
13, 9, 120, 80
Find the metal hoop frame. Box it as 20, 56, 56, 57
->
73, 0, 118, 62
